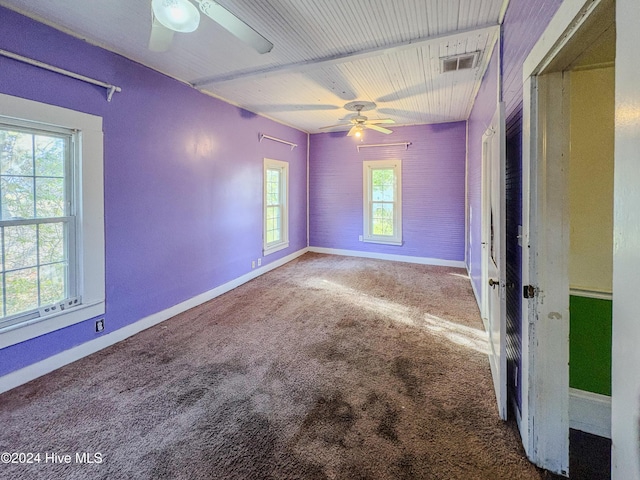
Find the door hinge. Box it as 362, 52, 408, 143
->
523, 285, 537, 299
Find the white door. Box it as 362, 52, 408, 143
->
482, 103, 507, 420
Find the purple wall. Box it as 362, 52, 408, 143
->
0, 7, 307, 376
466, 46, 499, 293
309, 123, 466, 262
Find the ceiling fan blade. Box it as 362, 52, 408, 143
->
149, 16, 175, 52
347, 126, 360, 137
196, 0, 273, 54
366, 124, 393, 134
319, 123, 350, 130
364, 119, 395, 125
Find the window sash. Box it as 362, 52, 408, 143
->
263, 159, 289, 255
0, 216, 77, 329
0, 121, 77, 327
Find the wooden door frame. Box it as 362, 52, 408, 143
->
520, 0, 607, 475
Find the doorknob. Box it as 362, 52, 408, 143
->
489, 278, 500, 287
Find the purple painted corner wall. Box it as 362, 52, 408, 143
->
0, 7, 308, 376
309, 123, 467, 262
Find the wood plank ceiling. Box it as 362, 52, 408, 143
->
0, 0, 507, 133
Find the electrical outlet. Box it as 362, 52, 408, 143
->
358, 235, 363, 241
252, 260, 256, 269
257, 258, 262, 266
95, 319, 104, 333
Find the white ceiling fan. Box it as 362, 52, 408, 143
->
148, 0, 273, 54
320, 101, 395, 137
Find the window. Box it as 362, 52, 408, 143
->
363, 159, 402, 245
0, 93, 104, 348
263, 159, 289, 255
0, 121, 76, 324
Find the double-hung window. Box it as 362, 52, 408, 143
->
363, 159, 403, 245
0, 93, 104, 348
263, 158, 289, 255
0, 121, 76, 324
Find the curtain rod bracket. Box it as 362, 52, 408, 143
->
259, 133, 297, 150
356, 142, 411, 152
107, 85, 118, 102
0, 48, 122, 103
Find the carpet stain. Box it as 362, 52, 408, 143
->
336, 316, 359, 329
337, 462, 374, 480
176, 387, 207, 408
392, 356, 421, 400
376, 404, 399, 442
198, 360, 247, 378
361, 391, 400, 443
307, 339, 348, 363
394, 452, 417, 480
299, 393, 355, 446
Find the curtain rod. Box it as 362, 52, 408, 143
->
356, 142, 411, 152
0, 49, 122, 102
259, 133, 298, 150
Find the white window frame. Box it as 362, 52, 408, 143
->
0, 93, 105, 349
263, 158, 289, 256
363, 159, 403, 245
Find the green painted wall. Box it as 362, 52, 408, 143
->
569, 295, 612, 396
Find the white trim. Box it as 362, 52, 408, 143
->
498, 0, 511, 25
0, 93, 105, 349
520, 76, 534, 458
612, 1, 640, 476
569, 388, 612, 438
464, 121, 470, 269
523, 0, 604, 79
308, 247, 465, 268
468, 265, 482, 309
513, 395, 525, 441
306, 133, 310, 247
0, 247, 309, 395
570, 288, 613, 300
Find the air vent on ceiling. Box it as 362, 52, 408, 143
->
440, 52, 480, 73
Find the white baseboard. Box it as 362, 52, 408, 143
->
308, 246, 466, 268
468, 267, 482, 311
569, 387, 611, 438
0, 247, 309, 395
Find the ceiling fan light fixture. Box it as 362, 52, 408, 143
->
152, 0, 201, 33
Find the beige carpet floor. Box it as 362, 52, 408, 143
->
0, 253, 554, 479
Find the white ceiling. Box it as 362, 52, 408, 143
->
0, 0, 506, 133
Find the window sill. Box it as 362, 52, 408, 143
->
363, 237, 403, 246
264, 241, 289, 256
0, 300, 105, 349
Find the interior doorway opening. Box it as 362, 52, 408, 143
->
520, 0, 615, 475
